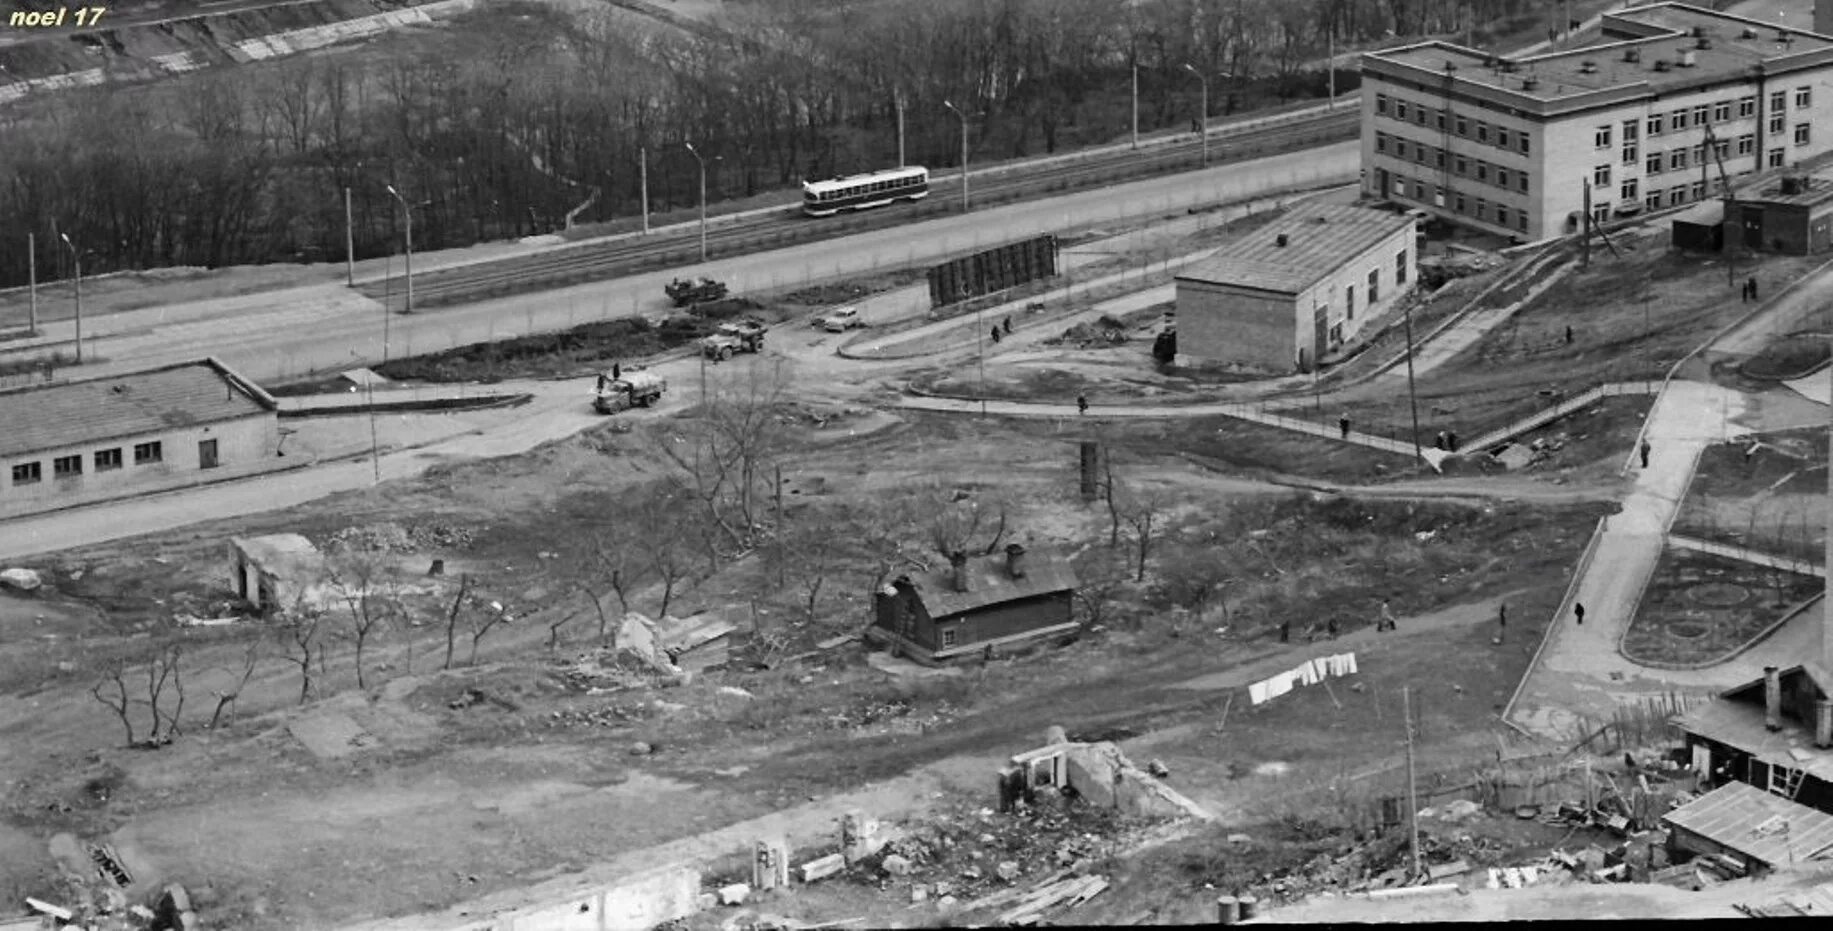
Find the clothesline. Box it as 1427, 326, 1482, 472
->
1247, 652, 1359, 705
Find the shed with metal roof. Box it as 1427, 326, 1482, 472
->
867, 543, 1079, 666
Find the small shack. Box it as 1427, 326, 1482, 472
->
1671, 200, 1726, 252
658, 613, 739, 673
868, 543, 1078, 665
1724, 171, 1833, 255
1673, 664, 1833, 813
228, 534, 327, 614
1662, 780, 1833, 875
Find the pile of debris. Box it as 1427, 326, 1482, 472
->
324, 522, 417, 553
407, 521, 478, 550
23, 880, 197, 931
1047, 316, 1130, 348
827, 696, 959, 735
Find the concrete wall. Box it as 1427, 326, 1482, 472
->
1727, 200, 1833, 254
1177, 281, 1298, 371
1299, 222, 1416, 356
388, 864, 701, 931
1, 413, 278, 517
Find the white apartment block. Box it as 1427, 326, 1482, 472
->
1360, 2, 1833, 241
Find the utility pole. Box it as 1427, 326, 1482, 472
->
1327, 28, 1336, 109
639, 146, 650, 235
26, 232, 37, 335
1184, 63, 1210, 167
1582, 177, 1593, 269
1404, 686, 1423, 880
1403, 300, 1422, 462
384, 184, 415, 315
685, 142, 710, 263
1131, 62, 1140, 148
59, 233, 82, 363
344, 187, 355, 287
895, 89, 907, 168
944, 100, 970, 213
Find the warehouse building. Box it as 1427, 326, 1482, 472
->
0, 358, 281, 518
1360, 2, 1833, 241
1725, 168, 1833, 253
1173, 203, 1417, 373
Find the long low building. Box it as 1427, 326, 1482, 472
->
1173, 202, 1418, 373
0, 358, 281, 518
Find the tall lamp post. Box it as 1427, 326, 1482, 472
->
383, 184, 415, 315
685, 141, 711, 263
943, 100, 970, 213
1183, 64, 1210, 167
58, 233, 82, 363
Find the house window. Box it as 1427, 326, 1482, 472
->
1415, 107, 1428, 126
1518, 174, 1529, 194
1647, 114, 1664, 135
1713, 101, 1731, 123
1496, 206, 1510, 227
1517, 213, 1529, 233
1692, 144, 1706, 163
1691, 180, 1707, 200
1476, 122, 1490, 143
1622, 143, 1638, 165
1345, 284, 1356, 319
1645, 191, 1662, 211
1796, 123, 1812, 146
133, 441, 163, 465
1413, 181, 1426, 199
53, 455, 81, 478
1593, 204, 1611, 224
1669, 186, 1687, 206
1738, 96, 1756, 118
1368, 268, 1380, 303
1798, 86, 1812, 109
1770, 112, 1787, 135
1456, 116, 1468, 136
1518, 134, 1530, 155
1454, 193, 1467, 213
1692, 104, 1709, 126
1593, 164, 1611, 187
1497, 127, 1511, 148
1393, 176, 1406, 196
1769, 148, 1787, 168
940, 628, 958, 649
1671, 109, 1688, 130
1497, 168, 1510, 188
1622, 119, 1639, 142
95, 448, 122, 471
1736, 134, 1755, 156
1435, 149, 1446, 169
1377, 93, 1390, 115
1647, 151, 1664, 174
1594, 124, 1612, 148
1435, 111, 1446, 131
1455, 155, 1468, 175
1476, 162, 1489, 182
1376, 133, 1388, 153
1329, 322, 1343, 344
1621, 178, 1639, 201
1396, 250, 1409, 284
11, 462, 41, 485
1670, 150, 1688, 170
1396, 100, 1409, 120
1475, 198, 1488, 220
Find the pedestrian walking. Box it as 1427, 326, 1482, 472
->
1339, 413, 1351, 439
1564, 325, 1574, 345
1077, 394, 1089, 415
1639, 439, 1651, 469
1003, 316, 1013, 336
1327, 617, 1341, 639
1447, 430, 1459, 452
1748, 276, 1759, 301
1740, 280, 1751, 302
1434, 430, 1448, 451
1378, 599, 1397, 632
1279, 619, 1291, 643
612, 363, 621, 380
1496, 602, 1507, 645
1574, 602, 1586, 626
596, 374, 608, 392
991, 326, 1002, 344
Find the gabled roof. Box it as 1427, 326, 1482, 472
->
892, 548, 1078, 620
0, 357, 276, 459
1720, 664, 1833, 704
1663, 781, 1833, 868
1677, 664, 1833, 783
1177, 203, 1415, 295
659, 614, 738, 654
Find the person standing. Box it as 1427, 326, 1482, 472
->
1339, 413, 1351, 439
1574, 602, 1586, 626
612, 362, 621, 380
1077, 394, 1089, 415
1379, 599, 1397, 632
991, 326, 1002, 344
1748, 276, 1759, 301
1447, 430, 1459, 453
1564, 325, 1574, 345
1497, 602, 1508, 644
1639, 439, 1651, 469
1003, 317, 1013, 336
1279, 619, 1292, 644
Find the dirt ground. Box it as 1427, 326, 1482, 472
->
1673, 425, 1829, 562
1621, 546, 1823, 668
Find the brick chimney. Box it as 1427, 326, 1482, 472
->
1765, 666, 1783, 732
949, 551, 970, 593
1005, 543, 1028, 580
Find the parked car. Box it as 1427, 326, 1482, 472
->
819, 306, 862, 333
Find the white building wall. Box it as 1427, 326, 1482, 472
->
0, 414, 278, 514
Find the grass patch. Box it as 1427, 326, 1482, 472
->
1107, 414, 1424, 483
1673, 428, 1828, 563
1740, 332, 1832, 381
1621, 546, 1821, 668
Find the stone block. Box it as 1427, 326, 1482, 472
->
799, 853, 845, 883
718, 883, 750, 906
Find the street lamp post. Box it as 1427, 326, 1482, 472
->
895, 89, 907, 167
943, 100, 970, 213
384, 184, 415, 315
1131, 62, 1140, 149
685, 142, 710, 263
1184, 64, 1209, 167
58, 233, 82, 363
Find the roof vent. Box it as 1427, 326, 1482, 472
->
1522, 76, 1540, 90
1781, 175, 1806, 195
1444, 60, 1457, 72
1691, 25, 1705, 38
1678, 49, 1696, 67
1654, 59, 1672, 72
1778, 29, 1792, 42
1275, 233, 1290, 247
1622, 47, 1641, 63
1695, 36, 1711, 50
1578, 60, 1598, 74
1742, 27, 1759, 39
1501, 60, 1520, 73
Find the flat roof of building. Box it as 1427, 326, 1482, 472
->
0, 358, 276, 459
1663, 781, 1833, 868
1367, 2, 1833, 110
1177, 203, 1416, 295
1738, 164, 1833, 208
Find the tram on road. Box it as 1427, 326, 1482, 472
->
802, 166, 929, 217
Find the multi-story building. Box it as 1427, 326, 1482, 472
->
1360, 2, 1833, 241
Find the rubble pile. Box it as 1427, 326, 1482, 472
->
407, 521, 479, 550
324, 522, 416, 553
1250, 822, 1510, 902
828, 696, 959, 734
23, 879, 198, 931
543, 703, 652, 730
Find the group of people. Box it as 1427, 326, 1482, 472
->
1739, 276, 1761, 303
989, 316, 1014, 343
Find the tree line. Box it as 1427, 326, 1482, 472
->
0, 0, 1544, 288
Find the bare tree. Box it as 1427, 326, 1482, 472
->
91, 644, 187, 746
468, 596, 514, 666
91, 666, 138, 746
443, 573, 475, 670
280, 605, 326, 705
207, 640, 263, 731
1159, 545, 1235, 625
770, 504, 848, 625
577, 529, 651, 644
326, 550, 404, 691
1117, 484, 1172, 582
659, 357, 796, 552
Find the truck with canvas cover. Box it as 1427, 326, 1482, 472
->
701, 320, 768, 361
593, 369, 666, 413
665, 277, 728, 307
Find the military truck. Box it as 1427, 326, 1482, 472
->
593, 369, 666, 414
665, 277, 728, 307
700, 320, 768, 361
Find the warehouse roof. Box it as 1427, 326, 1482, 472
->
0, 358, 277, 459
1663, 781, 1833, 869
1177, 203, 1416, 295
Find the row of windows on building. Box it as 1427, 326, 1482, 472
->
1388, 173, 1532, 232
1594, 87, 1813, 149
1596, 131, 1801, 187
1375, 132, 1531, 194
9, 441, 176, 485
1375, 93, 1532, 156
1324, 250, 1412, 347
